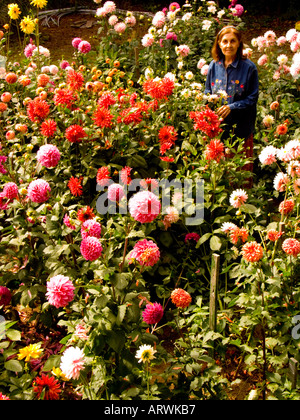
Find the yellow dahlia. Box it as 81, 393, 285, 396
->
17, 343, 43, 362
8, 3, 21, 20
20, 16, 35, 34
30, 0, 48, 8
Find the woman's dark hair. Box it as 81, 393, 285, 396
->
211, 26, 246, 61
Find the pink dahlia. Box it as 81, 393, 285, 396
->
27, 179, 51, 203
128, 190, 161, 223
229, 189, 248, 208
279, 199, 295, 215
60, 346, 85, 380
128, 239, 160, 266
282, 238, 300, 257
107, 183, 125, 202
259, 145, 278, 165
81, 219, 101, 239
2, 182, 18, 200
80, 236, 102, 261
72, 37, 82, 49
185, 232, 201, 243
46, 275, 75, 308
0, 286, 12, 306
36, 144, 61, 168
78, 40, 91, 54
142, 302, 164, 324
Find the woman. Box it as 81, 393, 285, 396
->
205, 26, 259, 172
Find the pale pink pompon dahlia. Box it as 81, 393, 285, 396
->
128, 190, 161, 223
36, 144, 61, 168
46, 275, 75, 308
27, 179, 51, 203
60, 346, 86, 380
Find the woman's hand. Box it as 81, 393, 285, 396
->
217, 105, 231, 120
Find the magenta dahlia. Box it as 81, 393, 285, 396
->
142, 302, 164, 324
80, 236, 103, 261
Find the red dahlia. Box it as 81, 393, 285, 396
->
190, 106, 222, 138
204, 139, 225, 163
92, 105, 114, 128
67, 69, 84, 91
32, 374, 61, 400
68, 176, 83, 196
53, 88, 78, 109
65, 124, 87, 143
96, 166, 111, 186
27, 98, 50, 122
40, 119, 57, 137
77, 206, 95, 223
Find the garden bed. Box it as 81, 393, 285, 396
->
0, 0, 300, 401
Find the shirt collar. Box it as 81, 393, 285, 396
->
219, 56, 240, 68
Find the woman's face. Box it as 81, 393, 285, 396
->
218, 32, 240, 60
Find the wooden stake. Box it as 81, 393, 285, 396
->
289, 358, 298, 389
209, 253, 220, 332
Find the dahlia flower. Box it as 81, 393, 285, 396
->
96, 166, 111, 186
78, 41, 91, 54
17, 343, 43, 362
204, 139, 225, 162
259, 145, 278, 165
40, 119, 57, 137
60, 346, 86, 380
241, 241, 264, 262
107, 183, 125, 202
46, 275, 75, 308
279, 199, 295, 214
81, 219, 101, 239
80, 236, 103, 261
171, 288, 192, 309
37, 144, 61, 168
0, 285, 12, 306
229, 189, 248, 208
128, 239, 160, 266
267, 229, 283, 241
282, 238, 300, 257
72, 37, 82, 49
162, 206, 179, 229
33, 374, 61, 400
2, 182, 18, 200
65, 124, 87, 143
128, 190, 161, 223
142, 302, 164, 324
27, 179, 51, 203
135, 344, 156, 364
273, 172, 290, 192
68, 176, 83, 197
185, 232, 201, 243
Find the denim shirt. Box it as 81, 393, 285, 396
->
205, 57, 259, 139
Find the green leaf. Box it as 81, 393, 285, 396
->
196, 232, 212, 248
6, 329, 21, 341
4, 359, 23, 373
210, 235, 222, 251
116, 304, 127, 326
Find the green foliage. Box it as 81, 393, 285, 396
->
0, 0, 299, 401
